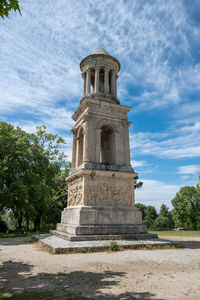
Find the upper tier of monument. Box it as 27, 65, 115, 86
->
80, 49, 121, 104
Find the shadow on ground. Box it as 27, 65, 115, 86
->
180, 240, 200, 249
0, 237, 32, 246
0, 260, 164, 299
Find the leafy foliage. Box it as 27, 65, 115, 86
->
172, 182, 200, 230
0, 0, 21, 19
134, 176, 143, 189
0, 122, 70, 231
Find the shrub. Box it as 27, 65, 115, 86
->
108, 240, 119, 251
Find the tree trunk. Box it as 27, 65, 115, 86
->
17, 210, 23, 230
26, 217, 29, 231
34, 216, 41, 231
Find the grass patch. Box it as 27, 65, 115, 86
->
0, 231, 49, 239
149, 230, 200, 238
108, 240, 119, 251
0, 291, 54, 299
0, 233, 33, 238
0, 291, 94, 300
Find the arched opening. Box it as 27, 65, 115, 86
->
99, 68, 104, 93
100, 125, 114, 164
77, 128, 84, 166
90, 69, 95, 94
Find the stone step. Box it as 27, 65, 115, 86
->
51, 230, 157, 241
56, 223, 148, 235
34, 234, 178, 254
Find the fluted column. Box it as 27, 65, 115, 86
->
71, 128, 77, 168
75, 137, 79, 167
86, 68, 91, 96
104, 67, 109, 94
83, 119, 90, 163
94, 67, 100, 94
82, 72, 86, 97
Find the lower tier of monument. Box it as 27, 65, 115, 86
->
51, 230, 157, 241
55, 205, 151, 238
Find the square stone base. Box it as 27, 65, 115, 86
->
57, 205, 147, 236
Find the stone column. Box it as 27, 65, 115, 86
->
123, 122, 131, 167
104, 67, 109, 94
95, 128, 102, 163
115, 73, 118, 98
82, 72, 86, 97
111, 70, 116, 96
83, 118, 90, 163
86, 68, 91, 96
71, 128, 77, 168
75, 137, 79, 167
94, 67, 100, 94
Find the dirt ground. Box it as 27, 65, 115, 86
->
0, 236, 200, 299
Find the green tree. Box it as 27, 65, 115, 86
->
143, 206, 157, 229
153, 216, 169, 230
0, 122, 33, 228
0, 0, 20, 19
158, 203, 174, 229
172, 183, 200, 230
0, 122, 70, 231
159, 204, 169, 218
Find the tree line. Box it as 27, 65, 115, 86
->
136, 178, 200, 230
0, 121, 200, 232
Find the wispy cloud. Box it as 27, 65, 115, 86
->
178, 165, 200, 175
130, 120, 200, 159
1, 0, 200, 125
135, 179, 180, 210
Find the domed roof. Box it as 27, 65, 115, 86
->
93, 48, 109, 55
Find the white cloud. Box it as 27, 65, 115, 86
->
131, 160, 146, 167
1, 0, 200, 128
178, 165, 200, 175
131, 124, 200, 159
135, 179, 180, 210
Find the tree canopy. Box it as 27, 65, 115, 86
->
172, 182, 200, 230
0, 122, 70, 231
0, 0, 20, 19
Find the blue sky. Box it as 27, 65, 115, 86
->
1, 0, 200, 210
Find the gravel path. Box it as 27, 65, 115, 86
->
0, 236, 200, 299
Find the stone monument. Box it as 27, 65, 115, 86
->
54, 48, 153, 241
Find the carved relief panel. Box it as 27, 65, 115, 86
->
84, 173, 134, 206
67, 177, 83, 206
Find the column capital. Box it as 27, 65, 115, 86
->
83, 112, 93, 122
112, 69, 117, 75
95, 66, 101, 71
70, 128, 77, 134
104, 66, 110, 72
122, 120, 132, 128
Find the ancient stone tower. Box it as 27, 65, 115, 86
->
56, 48, 147, 239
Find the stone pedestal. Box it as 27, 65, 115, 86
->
55, 169, 148, 240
